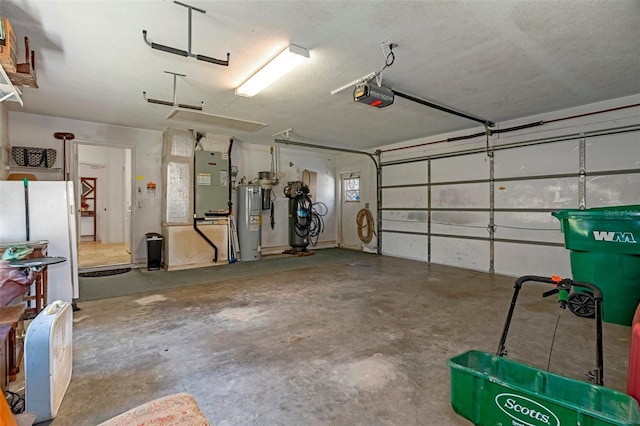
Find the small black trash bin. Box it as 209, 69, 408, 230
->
145, 232, 163, 271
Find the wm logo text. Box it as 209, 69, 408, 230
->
592, 231, 637, 243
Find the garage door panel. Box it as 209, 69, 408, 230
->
431, 237, 489, 271
494, 140, 578, 179
494, 212, 564, 244
432, 183, 489, 208
431, 211, 489, 238
431, 153, 488, 183
382, 162, 428, 186
382, 210, 428, 234
382, 187, 428, 209
586, 174, 640, 207
495, 178, 577, 209
381, 233, 428, 262
586, 132, 640, 171
494, 243, 570, 278
379, 126, 636, 276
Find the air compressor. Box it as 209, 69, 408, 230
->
284, 181, 312, 253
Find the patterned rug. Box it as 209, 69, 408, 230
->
97, 393, 209, 425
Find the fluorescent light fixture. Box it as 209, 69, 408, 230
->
235, 44, 309, 97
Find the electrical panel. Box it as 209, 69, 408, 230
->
194, 150, 229, 218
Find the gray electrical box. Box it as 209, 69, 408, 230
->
194, 150, 229, 218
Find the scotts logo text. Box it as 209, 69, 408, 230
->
495, 393, 560, 426
592, 231, 637, 243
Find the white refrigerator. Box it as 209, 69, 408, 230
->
0, 180, 79, 302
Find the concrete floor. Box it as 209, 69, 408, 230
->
48, 254, 631, 425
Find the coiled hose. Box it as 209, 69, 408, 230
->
356, 208, 374, 244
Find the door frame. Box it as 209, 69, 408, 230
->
71, 139, 135, 265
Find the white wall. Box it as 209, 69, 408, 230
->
337, 94, 640, 277
8, 112, 162, 262
232, 142, 337, 252
0, 103, 7, 180
7, 112, 337, 264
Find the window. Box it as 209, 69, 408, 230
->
344, 176, 360, 202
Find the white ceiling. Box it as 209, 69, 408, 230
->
2, 0, 639, 150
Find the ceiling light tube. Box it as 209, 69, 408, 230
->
235, 44, 309, 97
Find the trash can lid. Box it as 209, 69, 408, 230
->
145, 232, 163, 239
553, 205, 640, 220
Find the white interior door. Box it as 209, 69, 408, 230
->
124, 148, 132, 253
340, 172, 362, 250
124, 204, 131, 248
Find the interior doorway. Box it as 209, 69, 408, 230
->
73, 143, 133, 269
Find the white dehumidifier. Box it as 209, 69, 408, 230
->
25, 300, 73, 423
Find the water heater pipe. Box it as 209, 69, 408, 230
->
191, 136, 234, 263
193, 141, 218, 263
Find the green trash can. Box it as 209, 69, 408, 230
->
552, 205, 640, 326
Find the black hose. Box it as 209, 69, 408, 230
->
309, 202, 328, 246
270, 201, 275, 230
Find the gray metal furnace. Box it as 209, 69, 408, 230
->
237, 185, 262, 261
194, 150, 229, 218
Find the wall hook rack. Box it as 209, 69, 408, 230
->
143, 71, 204, 110
142, 1, 230, 67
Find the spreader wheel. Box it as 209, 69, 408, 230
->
568, 291, 596, 318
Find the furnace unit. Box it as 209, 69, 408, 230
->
194, 150, 229, 218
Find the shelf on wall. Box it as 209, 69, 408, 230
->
6, 166, 62, 172
0, 65, 23, 106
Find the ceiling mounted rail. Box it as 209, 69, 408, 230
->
274, 138, 378, 167
392, 89, 495, 128
142, 1, 230, 67
143, 71, 204, 110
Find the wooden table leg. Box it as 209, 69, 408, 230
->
0, 305, 26, 382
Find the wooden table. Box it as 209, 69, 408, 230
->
81, 210, 96, 241
0, 323, 10, 392
0, 304, 26, 383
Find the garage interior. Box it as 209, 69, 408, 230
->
0, 1, 639, 425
